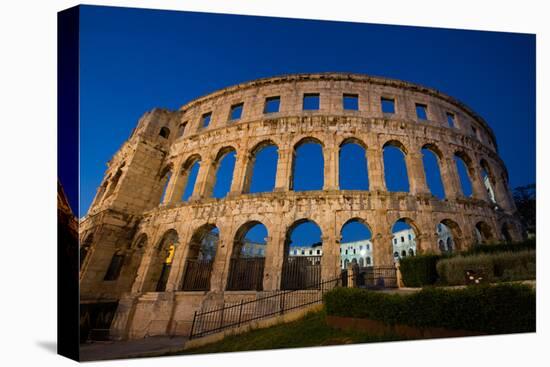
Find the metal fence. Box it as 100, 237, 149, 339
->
188, 265, 398, 340
281, 256, 321, 290
181, 259, 214, 291
352, 266, 398, 288
189, 275, 342, 339
226, 258, 265, 291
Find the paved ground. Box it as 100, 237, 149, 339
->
79, 336, 188, 361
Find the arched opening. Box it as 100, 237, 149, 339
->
159, 169, 172, 204
339, 139, 369, 190
340, 218, 373, 270
104, 251, 125, 281
211, 148, 237, 199
291, 138, 324, 191
159, 126, 170, 139
391, 219, 417, 261
142, 229, 178, 292
454, 152, 473, 197
104, 162, 125, 200
122, 234, 148, 284
474, 221, 494, 244
80, 234, 94, 269
245, 141, 278, 193
93, 174, 110, 206
282, 219, 322, 290
180, 156, 201, 202
437, 219, 463, 253
480, 159, 497, 204
383, 141, 409, 192
421, 145, 445, 199
226, 222, 268, 291
408, 248, 415, 256
438, 239, 445, 252
501, 222, 513, 243
181, 225, 219, 291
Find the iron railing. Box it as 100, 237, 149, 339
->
226, 258, 265, 291
281, 256, 321, 290
188, 265, 397, 340
346, 265, 398, 289
189, 275, 342, 339
181, 259, 214, 291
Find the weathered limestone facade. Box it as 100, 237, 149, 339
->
79, 73, 522, 340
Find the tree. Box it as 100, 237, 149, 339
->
513, 183, 535, 236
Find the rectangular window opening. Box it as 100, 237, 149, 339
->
303, 93, 320, 110
415, 103, 428, 120
381, 97, 395, 114
201, 112, 212, 128
177, 122, 187, 137
264, 96, 280, 113
229, 103, 243, 121
446, 112, 455, 128
343, 93, 359, 110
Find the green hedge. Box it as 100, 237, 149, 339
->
399, 254, 443, 287
399, 240, 536, 287
436, 250, 536, 285
324, 284, 535, 334
464, 239, 536, 256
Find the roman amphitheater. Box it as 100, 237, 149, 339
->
79, 72, 522, 341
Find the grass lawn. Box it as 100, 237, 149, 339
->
177, 309, 404, 355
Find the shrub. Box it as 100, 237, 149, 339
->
399, 254, 443, 287
324, 284, 535, 334
464, 239, 535, 256
436, 250, 535, 285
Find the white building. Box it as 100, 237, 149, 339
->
288, 224, 456, 268
240, 240, 266, 257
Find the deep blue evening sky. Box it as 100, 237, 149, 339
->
78, 5, 535, 244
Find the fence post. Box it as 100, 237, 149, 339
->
219, 303, 225, 330
189, 311, 197, 339
280, 292, 285, 315
237, 299, 244, 328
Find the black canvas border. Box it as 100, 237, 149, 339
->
57, 5, 80, 361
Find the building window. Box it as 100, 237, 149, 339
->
353, 249, 356, 254
471, 125, 478, 139
303, 93, 320, 110
446, 112, 455, 128
408, 234, 412, 240
317, 249, 321, 255
264, 96, 280, 113
415, 103, 428, 120
229, 103, 244, 121
159, 126, 170, 139
104, 253, 124, 281
381, 97, 395, 114
401, 236, 405, 243
359, 245, 363, 250
343, 93, 359, 110
309, 250, 313, 255
177, 122, 187, 138
201, 112, 212, 128
345, 249, 348, 255
366, 244, 370, 250
294, 249, 298, 255
301, 250, 305, 255
366, 257, 371, 265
